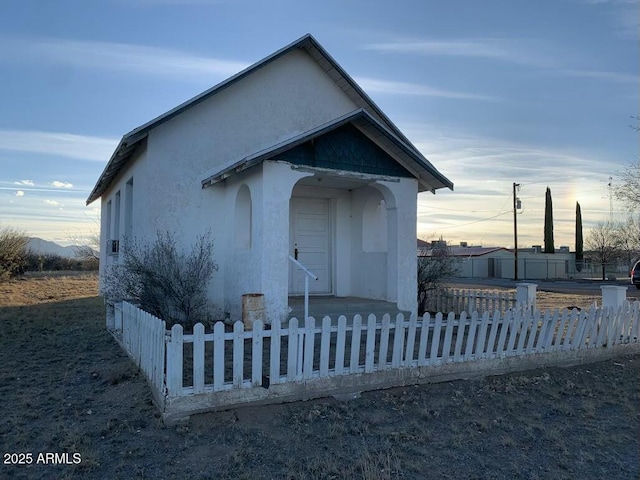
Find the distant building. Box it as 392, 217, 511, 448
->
419, 241, 577, 280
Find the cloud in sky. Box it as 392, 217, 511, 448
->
51, 181, 74, 188
14, 179, 34, 186
363, 38, 554, 68
363, 37, 636, 82
557, 68, 638, 84
2, 37, 249, 81
354, 77, 497, 101
403, 123, 617, 246
0, 130, 118, 162
15, 190, 24, 197
415, 137, 612, 207
44, 199, 61, 206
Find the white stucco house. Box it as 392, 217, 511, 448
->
87, 34, 453, 323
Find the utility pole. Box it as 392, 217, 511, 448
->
513, 182, 520, 280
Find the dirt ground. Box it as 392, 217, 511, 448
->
1, 273, 638, 480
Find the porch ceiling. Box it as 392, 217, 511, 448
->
292, 168, 397, 190
295, 175, 371, 190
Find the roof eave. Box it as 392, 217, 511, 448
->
85, 134, 147, 205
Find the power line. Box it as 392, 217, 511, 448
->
419, 205, 511, 213
429, 210, 512, 230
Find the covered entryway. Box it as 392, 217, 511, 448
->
200, 109, 452, 322
289, 197, 332, 294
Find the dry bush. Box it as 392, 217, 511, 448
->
417, 247, 458, 314
0, 226, 28, 281
103, 231, 217, 327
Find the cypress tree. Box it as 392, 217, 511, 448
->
575, 202, 584, 271
544, 187, 555, 253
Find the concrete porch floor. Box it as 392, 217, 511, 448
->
287, 295, 410, 322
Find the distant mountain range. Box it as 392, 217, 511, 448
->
27, 238, 81, 258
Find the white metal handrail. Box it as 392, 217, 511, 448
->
288, 255, 318, 322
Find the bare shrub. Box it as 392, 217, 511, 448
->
417, 243, 459, 314
69, 230, 100, 270
0, 226, 29, 281
103, 231, 217, 327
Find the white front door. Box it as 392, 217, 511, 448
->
289, 197, 331, 294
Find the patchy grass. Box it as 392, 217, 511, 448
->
0, 274, 638, 479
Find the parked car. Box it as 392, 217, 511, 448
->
631, 261, 640, 289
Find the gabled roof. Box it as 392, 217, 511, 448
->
87, 33, 453, 204
201, 109, 451, 192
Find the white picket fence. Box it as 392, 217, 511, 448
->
117, 302, 166, 406
165, 303, 639, 395
430, 288, 521, 315
114, 300, 639, 420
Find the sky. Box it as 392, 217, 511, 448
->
0, 0, 637, 248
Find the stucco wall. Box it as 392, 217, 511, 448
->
99, 143, 149, 293
218, 167, 264, 320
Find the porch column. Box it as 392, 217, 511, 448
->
386, 205, 398, 302
380, 178, 418, 316
260, 162, 311, 323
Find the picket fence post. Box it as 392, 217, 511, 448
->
319, 317, 331, 377
232, 321, 244, 388
252, 320, 264, 387
193, 323, 205, 394
365, 314, 377, 373
166, 324, 183, 396
269, 319, 281, 385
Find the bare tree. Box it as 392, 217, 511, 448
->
71, 231, 100, 264
67, 216, 101, 265
585, 222, 621, 280
103, 231, 217, 327
613, 117, 640, 210
613, 216, 640, 268
417, 240, 459, 314
0, 226, 29, 281
614, 159, 640, 212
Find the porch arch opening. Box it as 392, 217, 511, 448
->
355, 183, 399, 302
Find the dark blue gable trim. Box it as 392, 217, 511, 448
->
271, 124, 413, 178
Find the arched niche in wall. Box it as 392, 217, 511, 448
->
234, 184, 252, 250
362, 192, 388, 252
